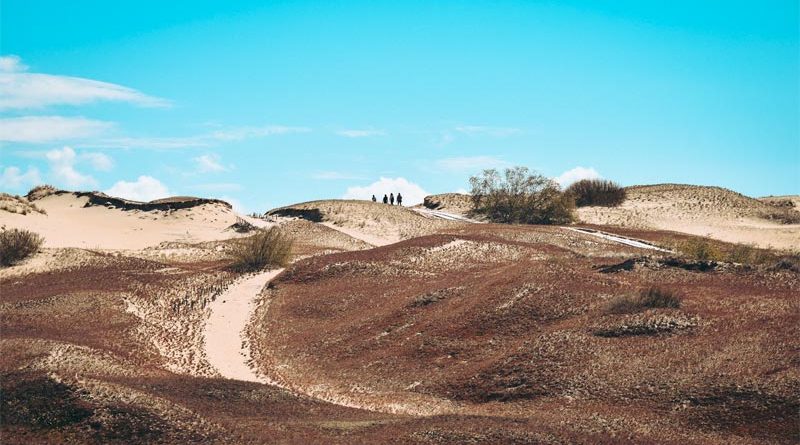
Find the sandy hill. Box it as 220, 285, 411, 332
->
578, 184, 800, 249
0, 188, 246, 249
268, 199, 458, 246
421, 193, 474, 215
249, 223, 797, 441
759, 195, 800, 212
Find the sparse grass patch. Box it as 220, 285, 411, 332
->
229, 227, 293, 271
0, 228, 44, 267
606, 286, 682, 314
565, 179, 626, 207
674, 238, 723, 262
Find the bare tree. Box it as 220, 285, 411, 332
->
469, 166, 575, 224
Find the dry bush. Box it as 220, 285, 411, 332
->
229, 227, 292, 271
469, 166, 575, 224
725, 243, 770, 265
565, 179, 627, 207
675, 238, 723, 262
606, 286, 682, 314
26, 184, 58, 201
760, 209, 800, 225
0, 228, 44, 267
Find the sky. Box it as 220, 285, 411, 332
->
1, 0, 798, 211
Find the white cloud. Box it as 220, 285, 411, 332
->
554, 166, 602, 187
343, 177, 429, 205
0, 55, 27, 73
435, 156, 509, 172
105, 176, 170, 202
454, 125, 521, 137
194, 154, 229, 173
0, 55, 169, 110
0, 116, 113, 143
45, 146, 97, 188
210, 125, 310, 141
335, 129, 385, 138
82, 152, 113, 171
0, 166, 41, 189
77, 124, 309, 150
312, 171, 365, 180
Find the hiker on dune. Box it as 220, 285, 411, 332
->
390, 193, 395, 205
383, 194, 388, 204
396, 193, 403, 206
372, 194, 377, 202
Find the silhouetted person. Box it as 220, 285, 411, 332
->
371, 194, 377, 202
396, 193, 403, 206
383, 194, 388, 204
390, 193, 395, 205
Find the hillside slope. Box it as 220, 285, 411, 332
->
0, 189, 241, 249
577, 184, 800, 249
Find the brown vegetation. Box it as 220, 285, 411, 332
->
229, 227, 293, 271
565, 178, 626, 207
469, 166, 575, 224
606, 286, 682, 314
0, 228, 43, 266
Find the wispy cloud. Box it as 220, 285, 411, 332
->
210, 125, 310, 141
435, 155, 509, 172
81, 152, 113, 171
335, 129, 385, 138
0, 165, 41, 190
312, 171, 366, 180
554, 166, 601, 186
77, 124, 309, 149
193, 154, 230, 173
0, 55, 170, 110
0, 116, 113, 143
454, 125, 522, 137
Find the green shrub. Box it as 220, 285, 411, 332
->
725, 243, 770, 265
469, 166, 575, 224
565, 179, 626, 207
229, 227, 292, 271
606, 286, 682, 314
0, 228, 44, 267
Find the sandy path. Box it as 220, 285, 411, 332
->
411, 207, 483, 223
564, 227, 672, 252
204, 269, 283, 382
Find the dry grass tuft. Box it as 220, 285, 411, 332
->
0, 228, 44, 267
606, 286, 682, 314
229, 227, 293, 271
674, 238, 723, 262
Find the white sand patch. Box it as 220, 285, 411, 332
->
320, 222, 398, 247
204, 269, 283, 382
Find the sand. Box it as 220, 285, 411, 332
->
0, 192, 247, 249
204, 269, 283, 383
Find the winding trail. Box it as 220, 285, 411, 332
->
204, 269, 283, 382
564, 227, 672, 252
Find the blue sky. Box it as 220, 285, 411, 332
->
1, 0, 798, 211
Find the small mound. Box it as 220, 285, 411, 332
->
422, 193, 473, 215
268, 199, 457, 242
577, 184, 800, 249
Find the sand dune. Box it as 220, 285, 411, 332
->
0, 189, 246, 249
578, 184, 800, 249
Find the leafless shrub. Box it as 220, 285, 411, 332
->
565, 179, 626, 207
229, 227, 292, 271
469, 166, 575, 224
0, 228, 44, 267
606, 286, 682, 314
